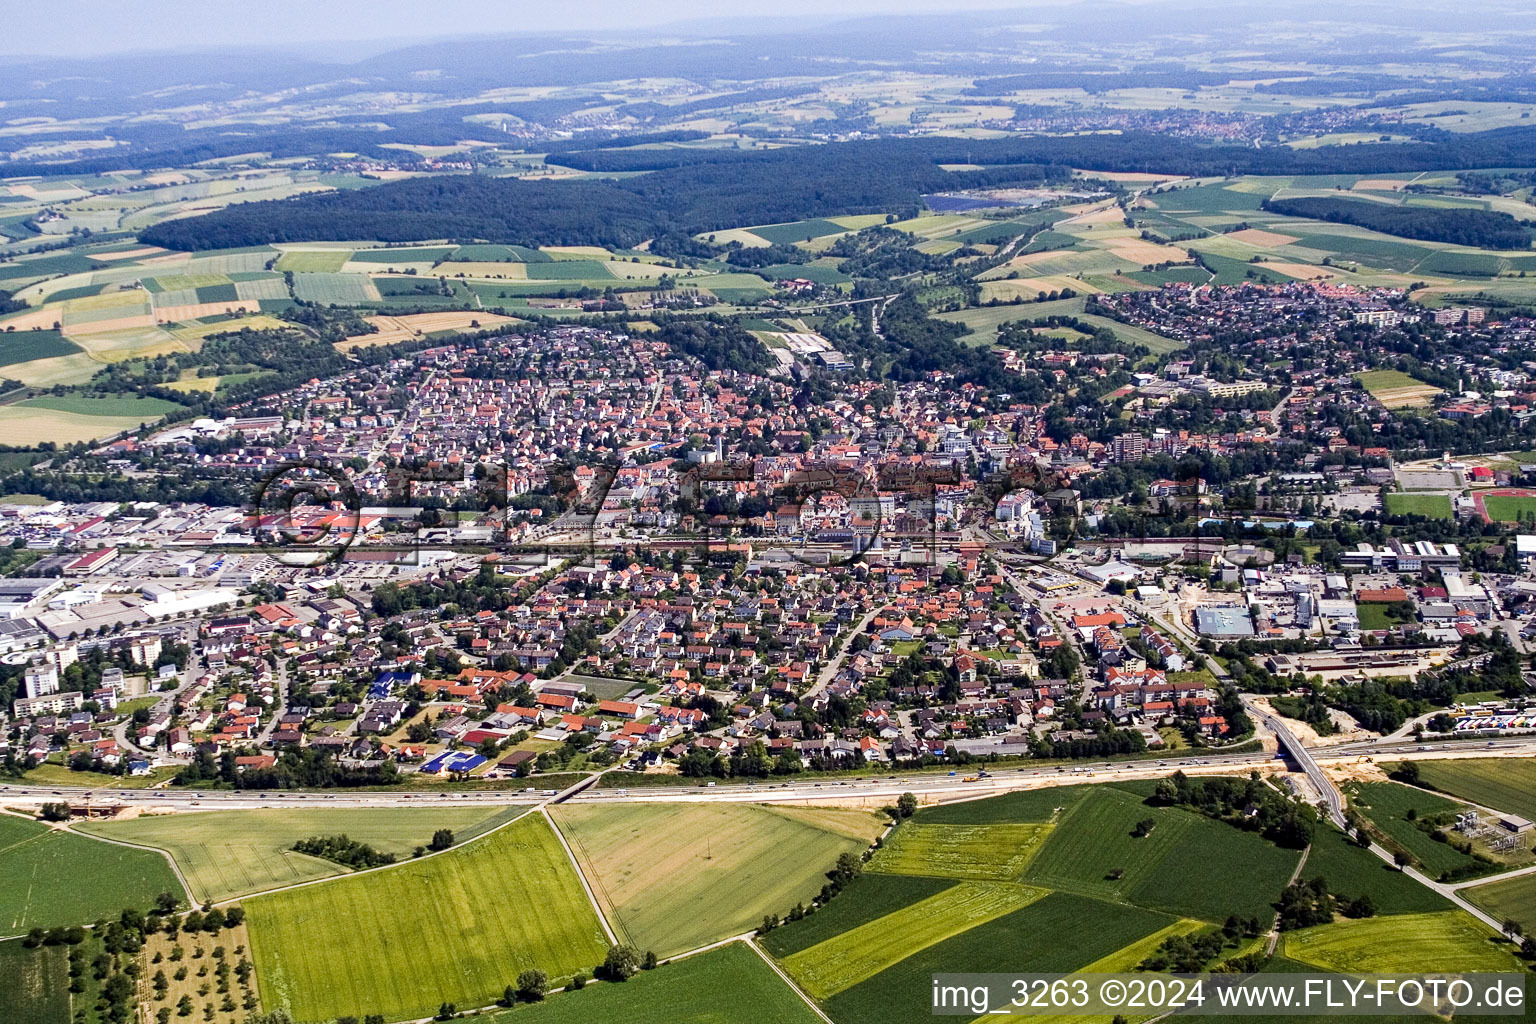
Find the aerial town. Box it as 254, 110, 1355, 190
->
3, 3, 1536, 1023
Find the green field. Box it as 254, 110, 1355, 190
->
484, 942, 822, 1024
749, 219, 850, 245
0, 940, 69, 1024
79, 805, 521, 903
782, 882, 1045, 999
245, 814, 607, 1022
1383, 493, 1453, 519
1344, 781, 1487, 878
18, 394, 183, 417
1481, 495, 1536, 525
1409, 758, 1536, 821
822, 892, 1172, 1024
1353, 368, 1435, 395
0, 331, 82, 369
0, 814, 183, 933
919, 786, 1087, 825
867, 823, 1052, 881
758, 874, 955, 958
1280, 911, 1518, 973
552, 802, 880, 956
273, 250, 351, 272
1022, 786, 1300, 922
1464, 872, 1536, 934
1298, 826, 1451, 915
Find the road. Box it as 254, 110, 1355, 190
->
1244, 693, 1347, 829
801, 606, 881, 701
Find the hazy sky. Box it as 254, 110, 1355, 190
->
7, 0, 1063, 58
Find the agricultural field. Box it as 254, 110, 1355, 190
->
1353, 369, 1442, 409
0, 814, 183, 933
758, 874, 955, 958
1342, 782, 1489, 880
781, 881, 1045, 999
244, 814, 607, 1022
0, 330, 82, 369
1279, 911, 1519, 973
1464, 872, 1536, 934
140, 923, 260, 1024
0, 940, 69, 1024
866, 823, 1052, 880
1021, 785, 1300, 922
551, 802, 881, 956
485, 943, 822, 1024
1383, 493, 1453, 519
272, 250, 351, 273
821, 892, 1174, 1024
79, 805, 521, 903
1408, 758, 1536, 821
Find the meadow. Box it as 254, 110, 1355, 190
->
485, 943, 822, 1024
79, 805, 521, 903
0, 814, 183, 934
1279, 911, 1518, 973
551, 802, 879, 956
782, 881, 1045, 999
867, 822, 1052, 880
1408, 758, 1536, 821
244, 814, 607, 1022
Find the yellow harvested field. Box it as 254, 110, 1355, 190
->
1261, 262, 1344, 280
702, 228, 772, 248
339, 311, 519, 349
70, 325, 187, 360
544, 246, 614, 257
62, 314, 158, 337
6, 352, 100, 387
1107, 240, 1195, 264
339, 261, 437, 275
0, 308, 64, 331
1068, 205, 1126, 226
981, 276, 1102, 302
1226, 228, 1302, 247
154, 300, 260, 322
169, 314, 289, 341
0, 407, 151, 445
1080, 170, 1188, 183
86, 246, 167, 262
436, 262, 528, 279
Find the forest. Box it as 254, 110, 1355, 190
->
1261, 195, 1535, 249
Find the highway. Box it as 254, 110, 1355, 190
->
7, 738, 1532, 811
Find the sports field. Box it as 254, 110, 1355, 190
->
488, 942, 822, 1024
1279, 911, 1518, 973
782, 881, 1045, 999
1408, 758, 1536, 821
551, 802, 879, 956
0, 940, 68, 1024
245, 814, 607, 1022
867, 823, 1052, 880
80, 805, 521, 903
0, 814, 183, 933
1477, 491, 1536, 526
1383, 493, 1453, 519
